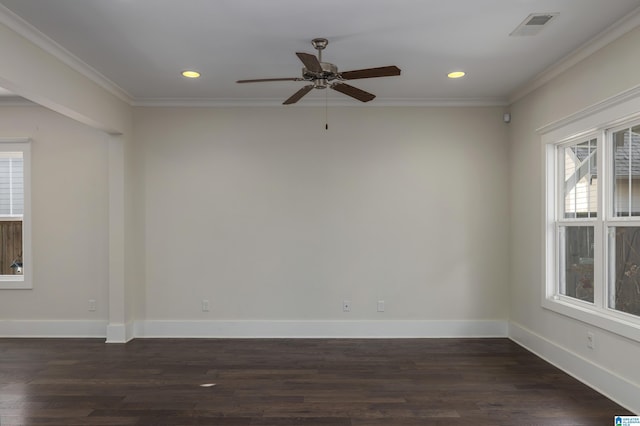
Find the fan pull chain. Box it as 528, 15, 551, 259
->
325, 89, 328, 130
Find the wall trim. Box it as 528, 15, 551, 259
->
106, 322, 135, 343
0, 319, 107, 338
0, 319, 507, 339
0, 319, 508, 339
0, 97, 37, 107
536, 83, 640, 136
131, 97, 509, 108
135, 319, 508, 339
509, 6, 640, 104
0, 4, 133, 104
508, 321, 639, 415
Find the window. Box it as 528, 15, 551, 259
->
556, 137, 599, 305
0, 139, 31, 289
545, 110, 640, 341
608, 123, 640, 317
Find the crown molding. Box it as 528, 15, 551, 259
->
509, 5, 640, 104
132, 96, 509, 108
0, 96, 36, 107
0, 4, 133, 105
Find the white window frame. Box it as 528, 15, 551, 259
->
542, 87, 640, 343
0, 138, 31, 290
554, 134, 601, 311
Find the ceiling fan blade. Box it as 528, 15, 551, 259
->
283, 85, 314, 105
340, 65, 401, 80
237, 77, 301, 83
296, 52, 322, 73
331, 83, 375, 102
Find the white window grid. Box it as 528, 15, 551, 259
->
548, 121, 640, 335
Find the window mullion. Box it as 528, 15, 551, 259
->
558, 226, 566, 296
587, 140, 601, 217
593, 133, 604, 309
557, 145, 564, 221
593, 218, 604, 309
604, 128, 612, 312
627, 127, 633, 217
8, 158, 12, 216
607, 227, 616, 310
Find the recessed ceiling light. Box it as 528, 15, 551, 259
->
182, 70, 201, 78
448, 71, 466, 79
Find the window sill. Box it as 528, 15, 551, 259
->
542, 296, 640, 343
0, 276, 31, 290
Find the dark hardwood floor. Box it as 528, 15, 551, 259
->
0, 338, 632, 425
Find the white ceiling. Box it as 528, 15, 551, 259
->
1, 0, 640, 106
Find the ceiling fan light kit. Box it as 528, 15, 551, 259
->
237, 38, 401, 105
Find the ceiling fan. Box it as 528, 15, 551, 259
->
237, 38, 401, 105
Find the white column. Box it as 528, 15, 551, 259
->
106, 134, 128, 342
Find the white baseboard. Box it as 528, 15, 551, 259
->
106, 321, 135, 343
0, 319, 107, 338
508, 321, 639, 415
135, 319, 508, 338
0, 318, 508, 340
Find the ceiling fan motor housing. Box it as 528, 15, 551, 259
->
302, 62, 339, 88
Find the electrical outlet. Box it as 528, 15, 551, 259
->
377, 300, 385, 312
88, 299, 96, 312
202, 299, 210, 312
342, 300, 351, 312
587, 331, 595, 349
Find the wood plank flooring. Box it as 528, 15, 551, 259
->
0, 338, 632, 425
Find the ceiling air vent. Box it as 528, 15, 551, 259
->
510, 13, 559, 36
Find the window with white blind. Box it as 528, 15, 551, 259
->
0, 139, 31, 289
0, 153, 24, 216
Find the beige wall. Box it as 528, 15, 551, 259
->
509, 26, 640, 401
0, 105, 109, 320
0, 18, 135, 339
134, 106, 510, 321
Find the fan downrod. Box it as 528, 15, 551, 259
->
312, 38, 328, 62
